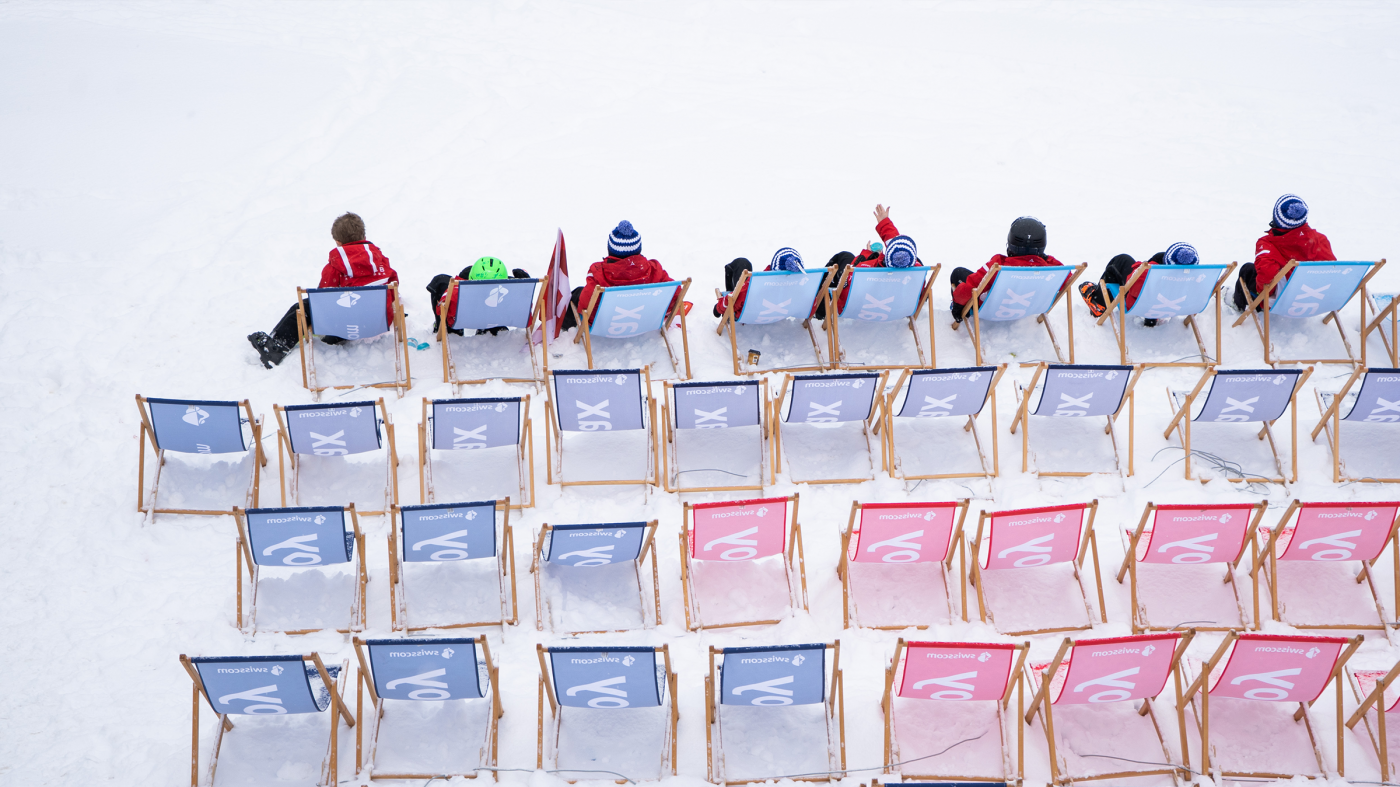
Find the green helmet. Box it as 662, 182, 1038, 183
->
468, 256, 507, 280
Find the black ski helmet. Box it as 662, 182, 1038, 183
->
1007, 216, 1047, 257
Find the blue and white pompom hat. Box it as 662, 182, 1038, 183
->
771, 247, 805, 273
607, 220, 642, 258
1273, 194, 1308, 230
885, 235, 917, 268
1164, 242, 1199, 266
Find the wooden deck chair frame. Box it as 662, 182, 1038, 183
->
1313, 366, 1400, 483
232, 504, 367, 635
387, 499, 518, 632
706, 642, 845, 785
1363, 290, 1400, 368
1098, 262, 1237, 366
679, 496, 809, 631
883, 366, 1006, 482
135, 395, 266, 519
954, 263, 1088, 366
417, 397, 535, 509
439, 277, 546, 389
771, 371, 889, 485
531, 520, 662, 635
574, 279, 694, 379
1346, 659, 1400, 781
1234, 258, 1388, 367
536, 644, 679, 783
1163, 366, 1314, 485
837, 500, 971, 630
824, 264, 940, 371
660, 379, 770, 494
544, 366, 659, 489
179, 653, 355, 787
715, 267, 836, 376
352, 636, 502, 782
969, 500, 1108, 637
1010, 362, 1144, 478
296, 284, 412, 400
275, 398, 399, 516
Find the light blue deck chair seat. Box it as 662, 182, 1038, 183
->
959, 263, 1086, 365
352, 636, 501, 781
576, 279, 693, 380
1011, 363, 1143, 478
1099, 262, 1236, 366
773, 371, 887, 484
135, 395, 266, 520
538, 645, 679, 781
440, 277, 543, 389
885, 365, 1006, 481
717, 268, 834, 375
1164, 367, 1313, 484
298, 284, 411, 399
1362, 290, 1399, 367
1313, 367, 1400, 483
275, 399, 398, 515
826, 265, 939, 370
232, 505, 367, 635
545, 368, 657, 489
532, 520, 661, 634
389, 499, 518, 631
180, 652, 355, 787
661, 379, 769, 493
419, 396, 534, 509
1233, 259, 1387, 366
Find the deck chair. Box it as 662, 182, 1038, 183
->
884, 366, 1005, 483
575, 279, 693, 379
536, 644, 678, 782
969, 501, 1106, 636
179, 652, 354, 787
544, 367, 658, 489
716, 268, 835, 375
275, 398, 398, 515
825, 265, 938, 370
1011, 363, 1142, 477
388, 500, 518, 632
1118, 501, 1268, 633
1313, 367, 1400, 483
1025, 632, 1193, 785
135, 395, 265, 520
232, 505, 367, 635
1362, 291, 1399, 367
531, 520, 661, 634
955, 263, 1087, 365
680, 495, 808, 630
1252, 499, 1400, 637
837, 500, 971, 629
351, 636, 501, 781
1346, 658, 1400, 781
706, 642, 845, 785
418, 396, 534, 509
1097, 262, 1236, 365
772, 371, 887, 484
1182, 631, 1362, 779
661, 379, 769, 493
881, 640, 1028, 784
297, 284, 411, 400
1163, 366, 1312, 484
1234, 259, 1387, 366
439, 277, 544, 389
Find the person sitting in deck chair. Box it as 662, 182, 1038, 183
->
710, 247, 807, 318
247, 212, 400, 368
425, 256, 532, 336
1233, 194, 1335, 311
950, 215, 1067, 321
1077, 242, 1200, 325
815, 204, 922, 319
560, 220, 676, 330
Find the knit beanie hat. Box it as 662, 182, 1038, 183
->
885, 235, 917, 268
771, 247, 805, 273
1163, 242, 1200, 266
608, 220, 642, 257
1273, 194, 1308, 230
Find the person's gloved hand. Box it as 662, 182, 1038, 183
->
512, 268, 531, 279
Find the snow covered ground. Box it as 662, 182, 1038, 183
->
3, 1, 1400, 785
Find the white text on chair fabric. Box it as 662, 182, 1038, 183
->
720, 644, 825, 706
549, 647, 661, 708
1050, 633, 1179, 705
894, 367, 997, 419
545, 522, 648, 566
1277, 502, 1400, 563
736, 271, 824, 324
982, 503, 1086, 570
977, 266, 1075, 321
552, 370, 645, 432
431, 398, 521, 450
1126, 264, 1231, 319
400, 501, 497, 562
1208, 635, 1347, 702
785, 373, 880, 425
146, 398, 246, 454
365, 637, 483, 700
689, 497, 788, 561
283, 401, 383, 455
306, 286, 390, 340
1343, 371, 1400, 423
1270, 262, 1374, 318
850, 502, 958, 563
1193, 370, 1302, 423
590, 281, 682, 337
193, 656, 323, 714
671, 381, 762, 429
1138, 504, 1257, 565
896, 642, 1016, 701
451, 279, 538, 331
1031, 365, 1132, 418
838, 267, 931, 320
245, 506, 352, 566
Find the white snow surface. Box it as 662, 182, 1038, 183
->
3, 2, 1400, 786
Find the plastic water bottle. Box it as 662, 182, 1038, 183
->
407, 337, 429, 350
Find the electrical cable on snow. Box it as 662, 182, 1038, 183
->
738, 731, 990, 781
1143, 447, 1273, 491
676, 468, 748, 477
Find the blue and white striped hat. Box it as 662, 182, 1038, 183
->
1163, 242, 1199, 266
1273, 194, 1308, 230
771, 247, 805, 273
607, 220, 642, 257
885, 235, 917, 268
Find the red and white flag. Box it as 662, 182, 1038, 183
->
537, 229, 570, 343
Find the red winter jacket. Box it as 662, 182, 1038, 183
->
833, 217, 917, 312
1117, 261, 1153, 311
953, 253, 1068, 310
1253, 223, 1335, 297
318, 241, 399, 323
579, 254, 676, 326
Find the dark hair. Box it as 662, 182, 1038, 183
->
331, 213, 366, 244
828, 251, 856, 268
1148, 252, 1167, 264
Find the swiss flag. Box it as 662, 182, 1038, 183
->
537, 229, 569, 343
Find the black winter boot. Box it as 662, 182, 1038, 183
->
248, 332, 294, 369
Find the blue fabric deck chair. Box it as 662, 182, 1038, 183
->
439, 276, 544, 390
530, 520, 661, 634
418, 396, 534, 509
545, 368, 658, 489
705, 642, 845, 785
884, 366, 1006, 483
1010, 363, 1144, 478
956, 262, 1087, 366
1363, 290, 1399, 368
274, 398, 398, 515
716, 268, 836, 375
825, 265, 940, 370
536, 644, 679, 782
679, 495, 808, 631
232, 504, 367, 635
179, 652, 355, 787
660, 379, 770, 493
1233, 259, 1388, 366
1163, 367, 1314, 484
772, 371, 888, 484
837, 500, 972, 630
1313, 367, 1400, 483
135, 395, 266, 520
573, 279, 693, 380
296, 284, 411, 400
1097, 261, 1237, 366
351, 636, 502, 782
387, 499, 518, 632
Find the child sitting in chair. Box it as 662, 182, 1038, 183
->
426, 256, 532, 336
561, 220, 676, 330
1077, 242, 1199, 326
712, 248, 809, 319
815, 204, 921, 319
950, 216, 1066, 321
1233, 194, 1335, 311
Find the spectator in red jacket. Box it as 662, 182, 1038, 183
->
817, 204, 922, 318
248, 212, 400, 368
713, 248, 809, 319
426, 256, 532, 336
950, 216, 1066, 320
1077, 243, 1199, 326
561, 220, 676, 330
1233, 194, 1336, 310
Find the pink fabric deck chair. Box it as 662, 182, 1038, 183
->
679, 495, 808, 630
1346, 658, 1400, 780
837, 500, 971, 630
